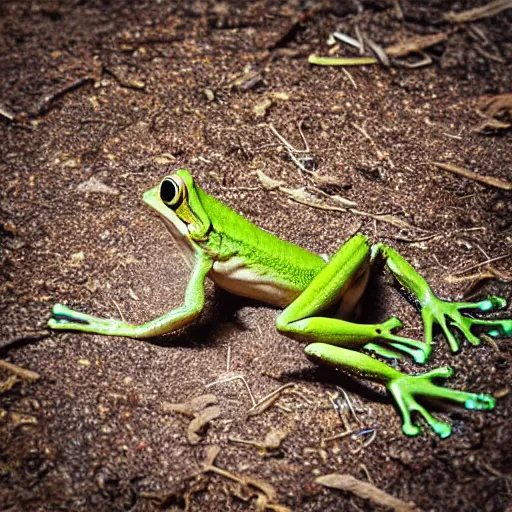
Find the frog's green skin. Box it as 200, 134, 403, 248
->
49, 170, 512, 438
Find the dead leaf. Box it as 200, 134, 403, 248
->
316, 473, 423, 512
187, 405, 221, 445
385, 32, 448, 58
162, 394, 218, 416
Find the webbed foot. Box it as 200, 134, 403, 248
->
364, 317, 432, 364
422, 295, 511, 352
387, 367, 495, 438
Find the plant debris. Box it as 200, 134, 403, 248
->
308, 55, 378, 66
316, 473, 423, 512
257, 170, 423, 233
0, 360, 40, 382
431, 161, 512, 191
0, 102, 15, 121
443, 0, 512, 23
143, 446, 290, 511
201, 447, 291, 511
228, 428, 288, 456
473, 93, 512, 133
247, 383, 296, 417
0, 375, 19, 393
29, 76, 94, 117
230, 70, 264, 91
385, 32, 449, 58
162, 394, 221, 445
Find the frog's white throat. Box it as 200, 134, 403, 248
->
160, 215, 198, 268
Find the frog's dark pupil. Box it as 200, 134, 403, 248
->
160, 179, 178, 204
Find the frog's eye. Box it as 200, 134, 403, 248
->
160, 177, 182, 207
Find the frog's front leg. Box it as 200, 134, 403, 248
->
48, 254, 213, 339
373, 244, 512, 351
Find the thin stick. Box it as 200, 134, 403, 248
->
226, 345, 232, 372
329, 393, 350, 431
0, 360, 40, 381
321, 429, 355, 444
431, 161, 512, 191
288, 389, 314, 405
446, 266, 512, 284
338, 387, 363, 427
31, 76, 93, 116
351, 429, 377, 454
205, 375, 257, 407
355, 26, 365, 54
308, 55, 377, 66
110, 297, 126, 322
453, 252, 512, 275
268, 124, 310, 153
268, 124, 315, 175
444, 0, 512, 23
248, 383, 295, 412
342, 68, 357, 89
359, 463, 373, 484
297, 121, 310, 152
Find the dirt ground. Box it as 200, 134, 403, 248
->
1, 1, 511, 511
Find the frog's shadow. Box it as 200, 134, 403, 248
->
149, 287, 264, 349
291, 365, 390, 404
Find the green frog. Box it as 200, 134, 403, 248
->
48, 170, 511, 437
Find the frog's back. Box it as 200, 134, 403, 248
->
197, 188, 325, 306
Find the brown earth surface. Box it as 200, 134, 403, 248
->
1, 1, 511, 511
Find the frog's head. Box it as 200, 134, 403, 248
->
143, 170, 211, 244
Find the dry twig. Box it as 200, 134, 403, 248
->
30, 76, 94, 117
385, 32, 449, 58
247, 383, 296, 416
431, 161, 512, 191
451, 253, 512, 276
316, 473, 423, 512
444, 0, 512, 23
308, 55, 377, 66
257, 170, 423, 232
206, 374, 257, 407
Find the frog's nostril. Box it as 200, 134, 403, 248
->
160, 178, 178, 204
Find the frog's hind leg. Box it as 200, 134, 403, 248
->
276, 234, 431, 363
305, 343, 495, 438
371, 244, 512, 352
